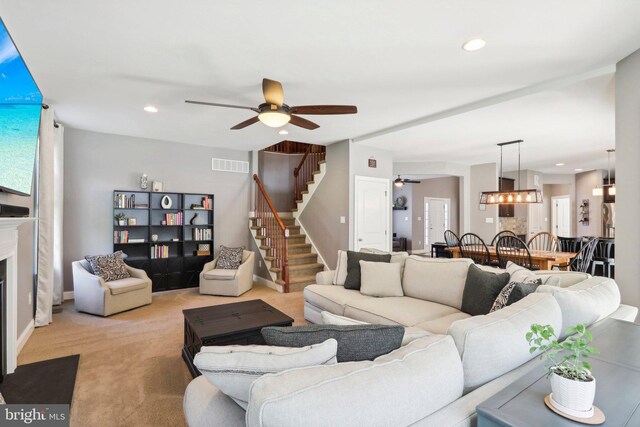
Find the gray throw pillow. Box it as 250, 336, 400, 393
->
261, 324, 404, 362
343, 251, 391, 290
461, 264, 510, 315
506, 279, 543, 305
85, 250, 130, 282
217, 246, 244, 269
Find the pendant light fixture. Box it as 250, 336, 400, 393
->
592, 149, 615, 197
480, 140, 543, 205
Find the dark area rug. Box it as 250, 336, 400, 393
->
0, 354, 79, 405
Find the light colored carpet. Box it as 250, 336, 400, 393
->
18, 284, 306, 427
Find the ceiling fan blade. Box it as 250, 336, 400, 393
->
231, 116, 260, 130
403, 180, 421, 184
289, 115, 319, 130
262, 78, 284, 107
185, 100, 259, 112
291, 105, 358, 115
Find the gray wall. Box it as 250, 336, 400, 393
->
575, 170, 604, 237
411, 176, 460, 250
63, 128, 251, 291
0, 191, 35, 337
258, 152, 303, 212
469, 163, 499, 242
615, 48, 640, 308
298, 141, 349, 269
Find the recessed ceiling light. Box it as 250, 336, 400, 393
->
555, 163, 565, 166
462, 38, 486, 52
574, 168, 583, 172
144, 105, 158, 113
278, 129, 288, 135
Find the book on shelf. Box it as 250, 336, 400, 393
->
163, 212, 183, 225
114, 193, 137, 209
113, 230, 129, 244
201, 197, 213, 210
151, 244, 169, 259
192, 228, 212, 241
128, 238, 145, 243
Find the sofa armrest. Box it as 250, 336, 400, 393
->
202, 258, 218, 273
72, 261, 106, 289
315, 270, 335, 286
125, 265, 150, 281
184, 376, 246, 427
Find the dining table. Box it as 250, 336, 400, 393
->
446, 246, 578, 270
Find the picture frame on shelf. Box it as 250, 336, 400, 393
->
128, 218, 137, 226
152, 181, 164, 192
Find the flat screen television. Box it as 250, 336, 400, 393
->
0, 18, 42, 196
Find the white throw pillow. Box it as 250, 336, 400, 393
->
506, 261, 558, 286
359, 260, 403, 297
194, 339, 338, 409
333, 250, 348, 285
360, 248, 410, 276
320, 311, 429, 346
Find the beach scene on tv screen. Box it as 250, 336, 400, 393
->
0, 20, 42, 195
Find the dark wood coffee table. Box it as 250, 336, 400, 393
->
182, 299, 294, 377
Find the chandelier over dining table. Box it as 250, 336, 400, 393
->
480, 140, 543, 205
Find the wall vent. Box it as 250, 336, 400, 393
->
212, 158, 250, 174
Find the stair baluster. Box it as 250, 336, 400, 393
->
253, 174, 290, 292
293, 145, 326, 209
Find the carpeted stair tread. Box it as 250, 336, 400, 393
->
270, 263, 324, 273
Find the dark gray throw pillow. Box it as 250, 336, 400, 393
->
261, 324, 404, 362
506, 279, 543, 305
461, 264, 511, 315
343, 251, 391, 290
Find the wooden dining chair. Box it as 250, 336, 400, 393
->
552, 237, 599, 273
459, 233, 491, 265
490, 230, 517, 247
496, 235, 537, 270
444, 230, 460, 248
527, 232, 559, 252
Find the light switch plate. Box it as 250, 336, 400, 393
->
418, 217, 422, 221
340, 216, 346, 224
405, 217, 409, 221
485, 217, 494, 224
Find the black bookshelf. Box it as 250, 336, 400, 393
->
113, 190, 214, 292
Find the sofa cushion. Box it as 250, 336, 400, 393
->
344, 251, 391, 290
304, 285, 365, 315
401, 256, 474, 310
85, 251, 130, 282
320, 311, 430, 346
203, 269, 237, 280
344, 296, 461, 326
261, 324, 404, 362
194, 339, 337, 409
360, 248, 410, 276
536, 277, 620, 339
414, 312, 471, 335
246, 335, 464, 427
359, 260, 403, 297
105, 277, 148, 295
217, 245, 245, 269
534, 270, 590, 288
449, 293, 562, 391
461, 264, 511, 315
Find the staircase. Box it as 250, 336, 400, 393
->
250, 147, 327, 293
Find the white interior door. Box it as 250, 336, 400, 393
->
354, 176, 390, 252
424, 197, 450, 251
552, 196, 571, 237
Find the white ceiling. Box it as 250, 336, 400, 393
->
2, 1, 639, 167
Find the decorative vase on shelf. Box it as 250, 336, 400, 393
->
160, 195, 172, 209
140, 173, 148, 190
190, 213, 202, 225
151, 234, 158, 242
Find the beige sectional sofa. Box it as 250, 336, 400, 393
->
183, 254, 638, 427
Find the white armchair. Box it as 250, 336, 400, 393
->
72, 260, 152, 316
199, 250, 255, 296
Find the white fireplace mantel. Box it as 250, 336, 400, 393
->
0, 217, 36, 374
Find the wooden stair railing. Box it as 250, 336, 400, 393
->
293, 145, 326, 208
253, 174, 290, 292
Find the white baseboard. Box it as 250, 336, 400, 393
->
63, 291, 74, 301
17, 319, 34, 355
253, 274, 282, 292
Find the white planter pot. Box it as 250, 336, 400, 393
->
117, 220, 126, 226
550, 372, 596, 418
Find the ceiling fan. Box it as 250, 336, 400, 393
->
185, 78, 357, 130
394, 175, 421, 187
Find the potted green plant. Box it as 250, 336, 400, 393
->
527, 323, 598, 418
114, 213, 127, 226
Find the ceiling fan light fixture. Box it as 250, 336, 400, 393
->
258, 111, 291, 128
394, 176, 404, 187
